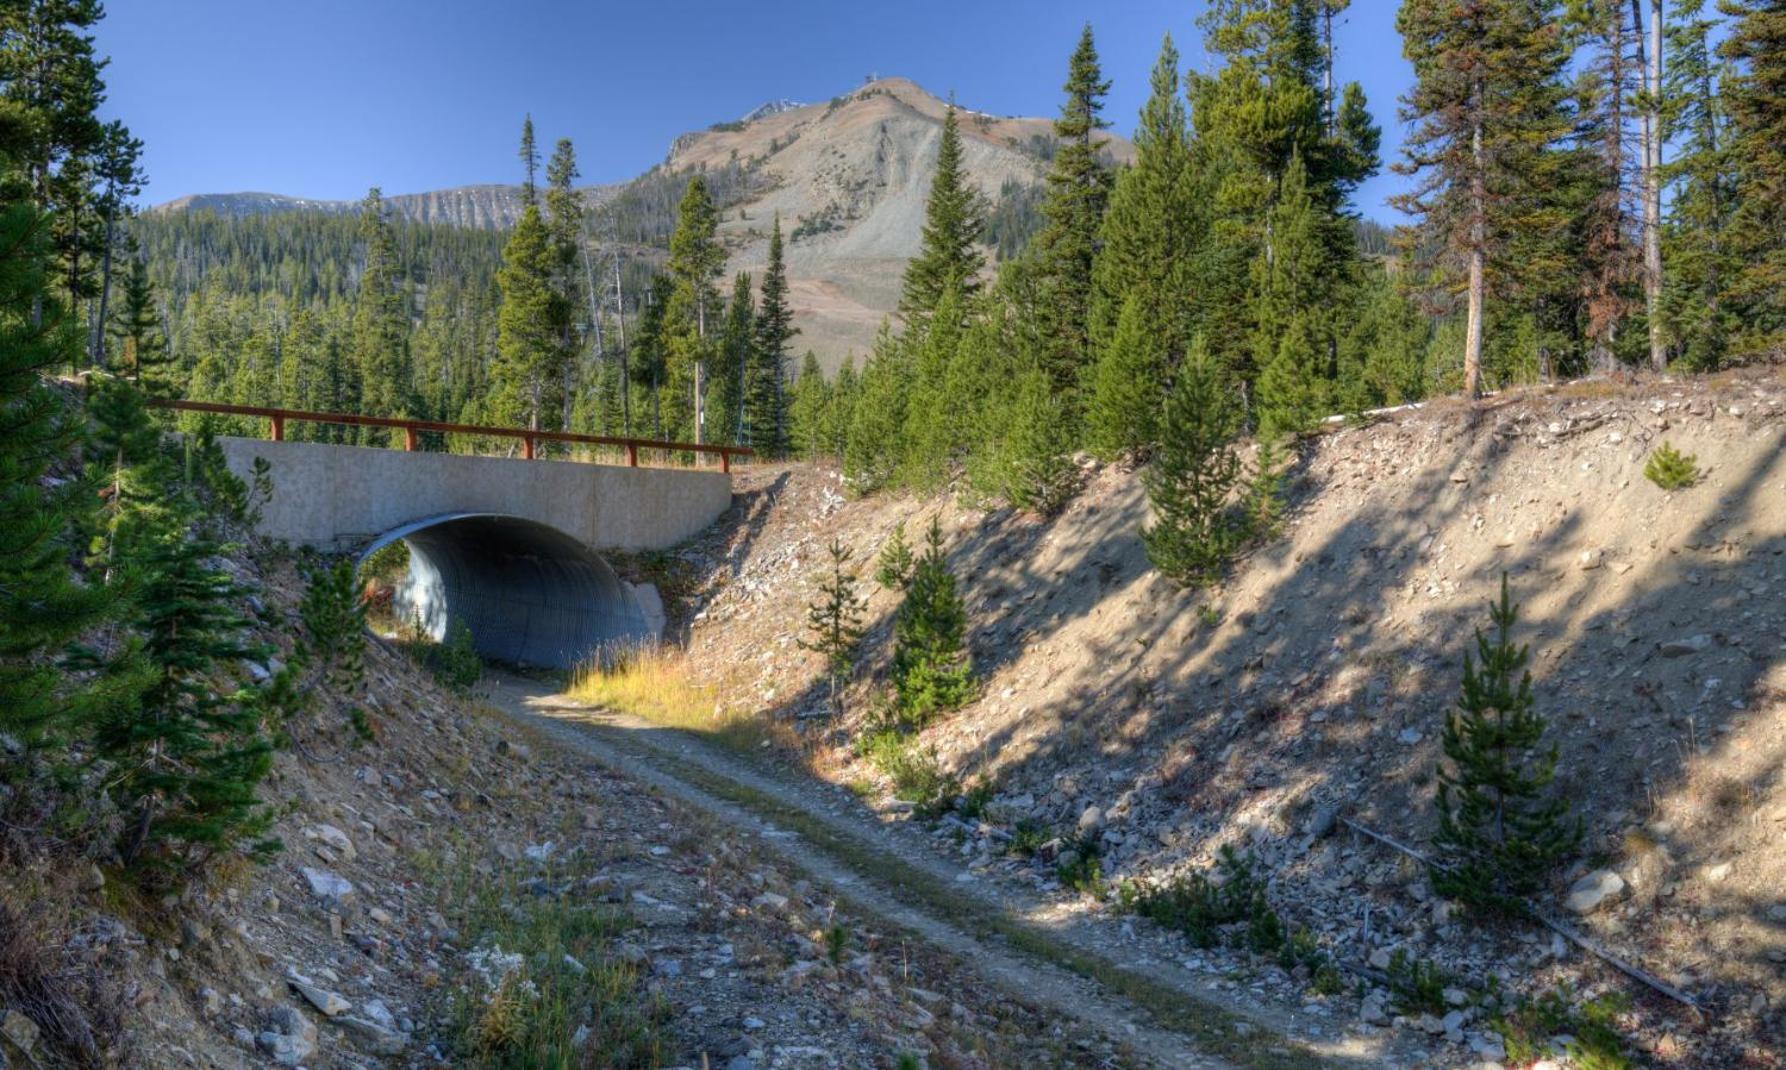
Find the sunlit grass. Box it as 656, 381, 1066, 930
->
568, 644, 793, 754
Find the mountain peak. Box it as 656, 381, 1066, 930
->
740, 98, 804, 124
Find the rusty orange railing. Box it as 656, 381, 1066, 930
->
148, 399, 753, 473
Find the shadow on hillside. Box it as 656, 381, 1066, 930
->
707, 415, 1783, 1019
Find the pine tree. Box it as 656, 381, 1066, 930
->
1029, 24, 1113, 399
1572, 0, 1642, 372
1255, 313, 1329, 439
351, 189, 412, 436
1659, 0, 1735, 369
89, 120, 144, 367
799, 539, 866, 716
545, 138, 586, 429
111, 251, 175, 394
899, 285, 965, 491
102, 522, 278, 873
518, 115, 539, 206
1143, 338, 1247, 586
665, 177, 724, 444
1393, 0, 1572, 396
892, 518, 973, 724
84, 377, 280, 875
900, 104, 986, 319
749, 214, 797, 454
1432, 574, 1579, 913
876, 519, 914, 591
0, 191, 112, 750
710, 271, 753, 446
299, 559, 367, 700
1717, 0, 1786, 356
0, 0, 108, 325
1090, 34, 1196, 362
845, 323, 907, 492
787, 351, 830, 458
1085, 294, 1166, 460
822, 356, 859, 460
1249, 153, 1337, 436
994, 363, 1080, 514
491, 202, 563, 431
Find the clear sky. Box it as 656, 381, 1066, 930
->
98, 0, 1414, 221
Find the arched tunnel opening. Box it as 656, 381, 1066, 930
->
358, 513, 660, 670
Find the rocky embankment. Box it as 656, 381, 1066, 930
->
668, 370, 1786, 1069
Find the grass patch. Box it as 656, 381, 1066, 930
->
568, 645, 785, 753
582, 733, 1335, 1070
423, 845, 670, 1068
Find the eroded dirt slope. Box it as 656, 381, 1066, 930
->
670, 370, 1786, 1066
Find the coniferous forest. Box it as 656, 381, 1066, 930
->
97, 0, 1780, 505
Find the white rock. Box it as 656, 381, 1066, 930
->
288, 975, 351, 1017
1577, 548, 1603, 570
310, 824, 356, 862
1660, 634, 1713, 657
301, 867, 354, 901
1566, 869, 1625, 914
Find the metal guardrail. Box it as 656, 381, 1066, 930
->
148, 399, 754, 473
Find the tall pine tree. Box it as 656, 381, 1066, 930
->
664, 176, 724, 444
899, 104, 986, 320
1717, 0, 1786, 356
1393, 0, 1572, 396
749, 213, 796, 455
1028, 25, 1113, 401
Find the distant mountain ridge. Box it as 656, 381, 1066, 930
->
151, 78, 1133, 368
150, 183, 613, 231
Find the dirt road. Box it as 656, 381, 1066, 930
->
483, 671, 1395, 1070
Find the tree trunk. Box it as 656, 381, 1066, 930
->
612, 252, 631, 437
92, 204, 118, 367
1465, 80, 1486, 399
1640, 0, 1665, 372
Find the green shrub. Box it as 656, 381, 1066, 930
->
1644, 441, 1699, 489
1007, 820, 1047, 858
1385, 949, 1450, 1015
1055, 835, 1104, 895
401, 617, 484, 694
891, 518, 973, 723
1118, 845, 1266, 948
1495, 986, 1631, 1070
858, 729, 959, 816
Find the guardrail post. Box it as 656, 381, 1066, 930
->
269, 415, 284, 442
403, 426, 418, 452
523, 435, 536, 461
721, 450, 731, 474
625, 443, 638, 467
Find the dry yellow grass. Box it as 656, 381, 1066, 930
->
568, 645, 795, 754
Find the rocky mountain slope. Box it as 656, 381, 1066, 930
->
150, 78, 1133, 370
671, 78, 1131, 368
665, 370, 1786, 1068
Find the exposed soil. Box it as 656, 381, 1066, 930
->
652, 369, 1786, 1069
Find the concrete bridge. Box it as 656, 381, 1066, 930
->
181, 402, 743, 671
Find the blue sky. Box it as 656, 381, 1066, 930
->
99, 0, 1414, 221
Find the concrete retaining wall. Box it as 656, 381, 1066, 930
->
218, 438, 734, 552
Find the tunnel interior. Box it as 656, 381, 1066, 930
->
362, 513, 653, 670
